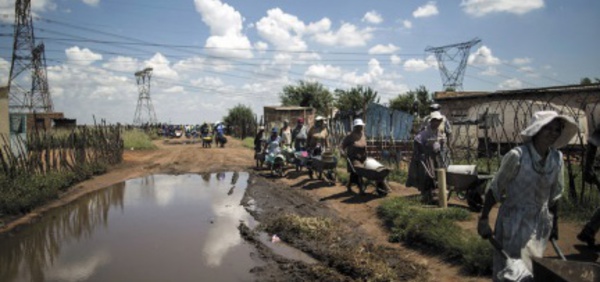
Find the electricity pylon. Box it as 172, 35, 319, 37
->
133, 68, 157, 125
8, 0, 53, 113
425, 38, 481, 91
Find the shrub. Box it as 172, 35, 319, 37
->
242, 137, 254, 149
122, 129, 156, 150
378, 197, 492, 275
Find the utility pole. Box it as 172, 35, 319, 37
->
8, 0, 53, 113
425, 38, 481, 91
133, 67, 157, 126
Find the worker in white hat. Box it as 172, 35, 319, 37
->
340, 118, 367, 193
307, 115, 329, 155
477, 110, 578, 279
406, 111, 449, 203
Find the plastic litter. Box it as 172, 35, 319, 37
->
271, 234, 281, 243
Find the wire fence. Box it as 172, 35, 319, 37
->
438, 84, 600, 207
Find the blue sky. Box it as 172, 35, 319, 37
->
1, 0, 599, 124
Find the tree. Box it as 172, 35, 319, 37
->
389, 92, 415, 113
581, 77, 592, 85
389, 85, 432, 117
334, 85, 380, 118
279, 80, 334, 116
580, 77, 600, 85
223, 104, 256, 139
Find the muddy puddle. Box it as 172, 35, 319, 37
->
0, 172, 313, 282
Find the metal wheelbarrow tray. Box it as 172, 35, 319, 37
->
532, 257, 600, 282
308, 156, 338, 185
445, 165, 494, 211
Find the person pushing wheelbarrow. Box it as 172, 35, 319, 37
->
477, 111, 578, 281
340, 118, 390, 195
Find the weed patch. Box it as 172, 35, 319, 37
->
262, 213, 428, 281
122, 129, 157, 150
242, 137, 255, 149
377, 197, 493, 275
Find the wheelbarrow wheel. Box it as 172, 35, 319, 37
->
326, 170, 336, 186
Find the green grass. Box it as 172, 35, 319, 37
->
377, 197, 493, 275
0, 162, 107, 215
122, 129, 157, 150
242, 137, 254, 149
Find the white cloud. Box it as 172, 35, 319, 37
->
480, 66, 498, 76
368, 44, 400, 55
362, 10, 383, 24
298, 52, 321, 61
194, 0, 253, 58
461, 0, 544, 17
403, 55, 437, 72
512, 57, 532, 65
305, 64, 342, 80
65, 46, 103, 66
403, 59, 430, 72
390, 55, 402, 65
255, 8, 308, 51
403, 20, 413, 29
102, 56, 140, 72
164, 86, 184, 93
82, 0, 100, 6
144, 53, 179, 80
413, 2, 439, 18
468, 46, 500, 66
254, 41, 269, 52
499, 78, 523, 89
191, 76, 225, 88
312, 23, 373, 47
339, 59, 384, 85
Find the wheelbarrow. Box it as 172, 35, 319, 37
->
348, 157, 391, 196
445, 165, 494, 212
307, 152, 337, 186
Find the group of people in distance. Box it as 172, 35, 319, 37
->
254, 116, 330, 163
408, 103, 600, 280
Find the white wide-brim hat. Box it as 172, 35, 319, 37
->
429, 111, 444, 121
315, 116, 325, 121
353, 118, 365, 127
520, 111, 579, 149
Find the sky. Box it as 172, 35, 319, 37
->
1, 0, 599, 124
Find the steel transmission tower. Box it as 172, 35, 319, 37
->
425, 38, 481, 91
133, 68, 157, 125
8, 0, 53, 113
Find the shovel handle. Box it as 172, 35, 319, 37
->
551, 239, 567, 261
488, 237, 511, 260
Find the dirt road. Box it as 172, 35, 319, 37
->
2, 136, 597, 281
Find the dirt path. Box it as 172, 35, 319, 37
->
2, 136, 598, 281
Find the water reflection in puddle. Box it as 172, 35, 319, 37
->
0, 172, 268, 282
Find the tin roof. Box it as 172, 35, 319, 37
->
434, 83, 600, 101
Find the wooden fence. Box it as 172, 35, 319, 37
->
0, 122, 123, 178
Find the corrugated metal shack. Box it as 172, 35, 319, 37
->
263, 106, 315, 133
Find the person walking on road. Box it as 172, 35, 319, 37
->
477, 111, 578, 281
340, 118, 367, 194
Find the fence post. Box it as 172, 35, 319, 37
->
436, 168, 448, 208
